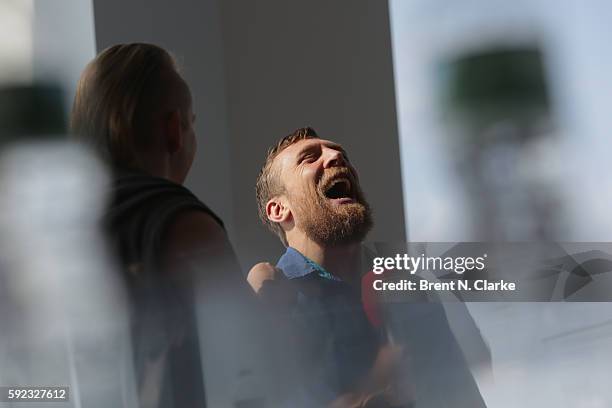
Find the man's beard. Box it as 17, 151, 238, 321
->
291, 168, 373, 246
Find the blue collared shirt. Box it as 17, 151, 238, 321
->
277, 247, 343, 281
276, 248, 486, 407
276, 247, 382, 406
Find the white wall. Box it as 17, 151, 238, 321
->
219, 0, 406, 268
93, 0, 235, 238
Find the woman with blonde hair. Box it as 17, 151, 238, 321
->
72, 43, 247, 408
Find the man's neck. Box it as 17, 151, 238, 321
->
290, 237, 362, 284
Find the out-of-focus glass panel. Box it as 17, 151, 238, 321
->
389, 0, 612, 406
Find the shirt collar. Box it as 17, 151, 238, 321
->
276, 247, 342, 281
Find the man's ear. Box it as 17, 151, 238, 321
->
164, 109, 183, 154
266, 197, 292, 224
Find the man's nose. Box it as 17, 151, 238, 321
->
322, 148, 346, 168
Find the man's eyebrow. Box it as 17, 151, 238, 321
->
294, 141, 349, 162
296, 144, 319, 158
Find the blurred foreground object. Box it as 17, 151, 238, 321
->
390, 1, 612, 406
439, 47, 561, 240
0, 84, 137, 407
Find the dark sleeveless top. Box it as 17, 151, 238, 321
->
105, 169, 223, 274
104, 169, 222, 408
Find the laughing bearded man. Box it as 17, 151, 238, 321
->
250, 127, 486, 408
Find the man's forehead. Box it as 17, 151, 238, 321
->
277, 138, 344, 162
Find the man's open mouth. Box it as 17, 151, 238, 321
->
322, 178, 354, 204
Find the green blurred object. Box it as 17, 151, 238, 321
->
438, 47, 552, 145
440, 48, 550, 123
0, 83, 66, 145
449, 49, 548, 107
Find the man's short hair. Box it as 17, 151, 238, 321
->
256, 127, 319, 246
71, 43, 187, 167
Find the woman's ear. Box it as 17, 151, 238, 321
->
266, 197, 291, 224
